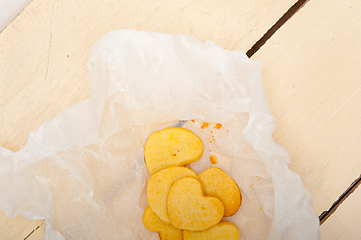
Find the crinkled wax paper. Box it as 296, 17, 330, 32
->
0, 30, 320, 240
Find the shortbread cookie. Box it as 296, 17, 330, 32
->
143, 206, 183, 240
183, 221, 239, 240
198, 167, 241, 217
167, 177, 224, 231
144, 127, 203, 175
147, 167, 197, 223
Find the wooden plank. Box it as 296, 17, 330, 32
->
0, 0, 298, 238
252, 0, 361, 220
0, 209, 44, 240
0, 0, 32, 32
321, 186, 361, 240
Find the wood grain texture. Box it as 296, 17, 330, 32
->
253, 0, 361, 220
321, 186, 361, 240
0, 209, 44, 240
0, 0, 298, 239
0, 0, 297, 152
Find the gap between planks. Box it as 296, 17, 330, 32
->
247, 0, 309, 57
319, 175, 361, 225
23, 220, 45, 240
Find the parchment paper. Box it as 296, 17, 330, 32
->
0, 30, 320, 240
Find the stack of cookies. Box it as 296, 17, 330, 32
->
143, 127, 242, 240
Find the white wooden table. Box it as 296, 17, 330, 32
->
1, 0, 360, 239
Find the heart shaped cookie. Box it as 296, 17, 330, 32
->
198, 167, 241, 217
147, 167, 197, 223
144, 128, 203, 175
143, 206, 183, 240
183, 221, 239, 240
167, 177, 224, 231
